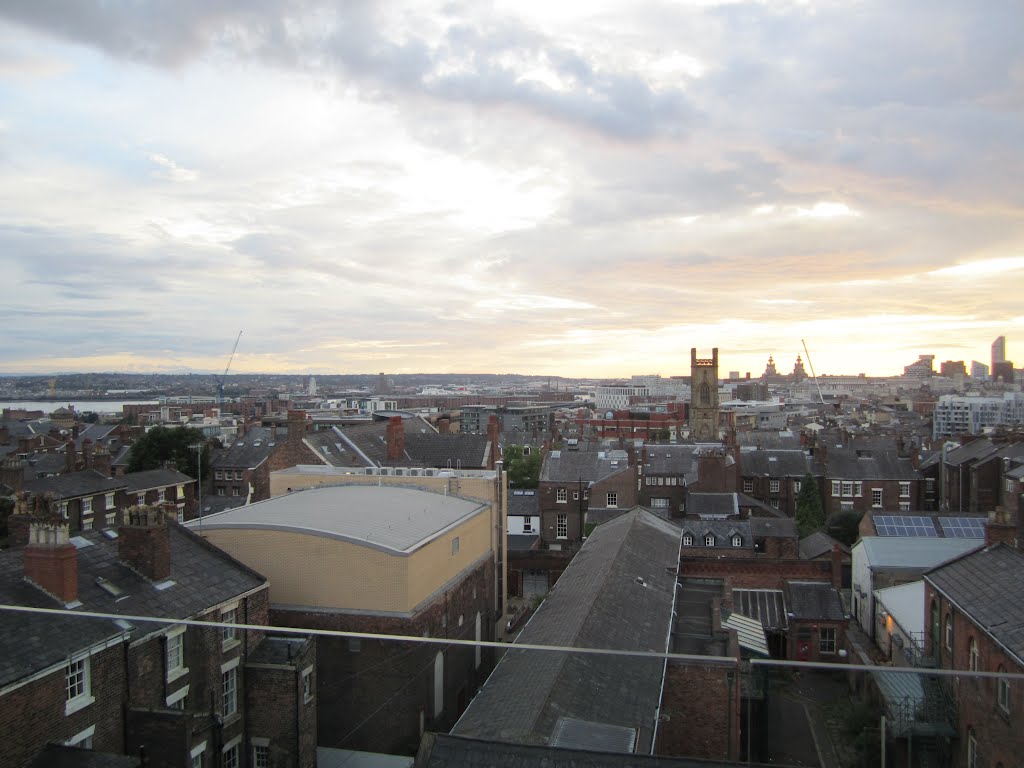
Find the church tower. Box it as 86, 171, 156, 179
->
690, 348, 720, 441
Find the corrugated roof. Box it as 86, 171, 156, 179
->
187, 485, 488, 555
732, 589, 788, 631
722, 610, 770, 656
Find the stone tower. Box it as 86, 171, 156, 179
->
690, 348, 720, 441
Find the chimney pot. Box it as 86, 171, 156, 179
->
119, 505, 172, 581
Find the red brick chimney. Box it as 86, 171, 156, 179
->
0, 425, 10, 444
82, 439, 94, 470
487, 415, 500, 470
24, 522, 78, 603
2, 455, 23, 494
91, 445, 112, 477
287, 410, 308, 443
386, 417, 405, 462
119, 505, 172, 581
270, 424, 278, 443
437, 418, 451, 435
986, 506, 1017, 548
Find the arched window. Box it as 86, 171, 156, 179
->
699, 382, 711, 405
968, 637, 979, 672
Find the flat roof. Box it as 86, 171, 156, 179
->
186, 485, 488, 555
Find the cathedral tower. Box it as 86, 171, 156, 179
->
690, 348, 720, 441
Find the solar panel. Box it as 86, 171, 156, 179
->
938, 517, 987, 539
874, 515, 938, 537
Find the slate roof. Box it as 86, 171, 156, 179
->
507, 534, 541, 552
541, 451, 631, 484
75, 424, 119, 448
748, 517, 799, 539
925, 544, 1024, 665
453, 509, 680, 753
24, 469, 127, 499
188, 485, 489, 555
825, 449, 916, 480
303, 430, 351, 467
681, 519, 751, 548
686, 492, 739, 518
417, 733, 778, 768
786, 581, 845, 621
641, 445, 700, 479
740, 449, 816, 478
404, 432, 490, 469
122, 468, 193, 492
507, 490, 539, 517
799, 531, 850, 560
0, 523, 265, 688
940, 439, 998, 467
210, 431, 274, 470
247, 635, 312, 665
735, 431, 803, 450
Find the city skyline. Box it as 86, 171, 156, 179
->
2, 1, 1022, 378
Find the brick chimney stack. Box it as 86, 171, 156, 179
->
986, 506, 1017, 548
487, 415, 500, 470
65, 440, 77, 473
287, 410, 308, 444
82, 439, 94, 470
91, 445, 112, 477
386, 417, 405, 462
1, 455, 23, 494
119, 505, 172, 581
437, 418, 451, 435
24, 522, 78, 604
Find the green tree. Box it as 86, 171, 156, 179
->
795, 472, 825, 537
126, 426, 207, 479
504, 445, 542, 488
828, 511, 863, 547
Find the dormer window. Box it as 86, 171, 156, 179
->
683, 534, 693, 546
731, 535, 742, 547
705, 534, 715, 547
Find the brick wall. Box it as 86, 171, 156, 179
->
925, 583, 1021, 768
683, 557, 836, 590
270, 558, 493, 755
3, 644, 125, 768
245, 638, 317, 768
657, 662, 741, 760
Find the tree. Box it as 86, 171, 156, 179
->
126, 426, 207, 479
795, 472, 825, 537
828, 511, 863, 547
503, 445, 542, 488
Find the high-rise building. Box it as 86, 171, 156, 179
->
992, 335, 1006, 369
971, 361, 989, 380
689, 347, 720, 441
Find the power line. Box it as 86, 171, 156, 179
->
3, 603, 1023, 682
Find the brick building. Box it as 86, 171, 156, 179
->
188, 484, 498, 755
738, 449, 820, 517
924, 520, 1024, 768
0, 507, 315, 768
822, 447, 918, 516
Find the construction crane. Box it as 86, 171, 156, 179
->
801, 339, 826, 406
216, 331, 243, 405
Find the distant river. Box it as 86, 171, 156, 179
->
0, 400, 159, 415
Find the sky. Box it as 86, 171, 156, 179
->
1, 0, 1022, 379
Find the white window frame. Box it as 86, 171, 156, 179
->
556, 488, 567, 503
841, 481, 853, 497
105, 511, 116, 526
252, 740, 270, 768
705, 534, 715, 547
731, 535, 742, 547
998, 672, 1010, 714
82, 516, 94, 530
967, 729, 977, 768
82, 497, 93, 514
166, 684, 189, 710
166, 626, 187, 682
221, 657, 239, 718
742, 479, 753, 493
606, 492, 618, 508
222, 736, 241, 768
872, 489, 883, 508
819, 627, 837, 654
650, 497, 669, 508
221, 607, 238, 648
899, 481, 911, 498
301, 666, 314, 704
104, 492, 115, 508
190, 741, 207, 768
65, 655, 94, 715
769, 479, 780, 494
65, 724, 95, 748
899, 501, 911, 513
451, 537, 460, 555
968, 637, 979, 672
683, 534, 693, 546
945, 614, 953, 651
556, 513, 568, 540
854, 481, 862, 497
793, 480, 802, 493
831, 481, 841, 497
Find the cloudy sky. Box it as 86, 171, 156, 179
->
1, 0, 1022, 378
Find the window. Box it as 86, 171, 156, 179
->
166, 627, 186, 680
899, 482, 911, 498
221, 608, 237, 646
606, 492, 617, 508
136, 493, 145, 505
705, 534, 715, 547
967, 728, 977, 768
899, 502, 910, 512
650, 497, 669, 508
683, 534, 693, 546
105, 512, 115, 526
522, 445, 530, 456
156, 488, 165, 502
59, 502, 69, 518
190, 743, 206, 768
215, 470, 224, 480
831, 481, 841, 497
573, 490, 580, 500
65, 725, 95, 749
217, 487, 225, 496
769, 479, 780, 494
820, 627, 837, 654
731, 535, 742, 547
998, 667, 1010, 713
872, 489, 883, 507
82, 516, 93, 530
104, 492, 115, 508
82, 497, 93, 514
301, 666, 314, 704
231, 487, 240, 496
556, 514, 568, 539
770, 498, 780, 509
945, 614, 953, 651
841, 481, 853, 497
793, 480, 801, 493
221, 667, 238, 717
451, 537, 460, 555
968, 637, 979, 672
167, 685, 189, 710
222, 740, 240, 768
853, 482, 862, 497
252, 744, 270, 768
556, 488, 567, 503
65, 656, 92, 714
646, 476, 654, 486
583, 490, 589, 500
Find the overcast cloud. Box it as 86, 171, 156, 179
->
0, 0, 1021, 377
